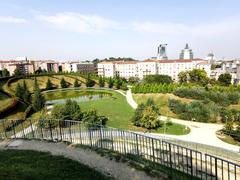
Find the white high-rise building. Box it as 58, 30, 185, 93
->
179, 44, 194, 60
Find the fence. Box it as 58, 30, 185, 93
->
0, 119, 239, 180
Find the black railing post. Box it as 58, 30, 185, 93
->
99, 126, 103, 148
190, 150, 193, 177
29, 119, 35, 138
169, 143, 172, 169
111, 129, 114, 151
89, 127, 92, 147
152, 138, 155, 163
59, 121, 62, 141
69, 122, 72, 143
21, 122, 26, 138
136, 134, 139, 156
48, 120, 53, 141
215, 157, 218, 179
78, 122, 82, 145
11, 120, 16, 139
2, 120, 7, 138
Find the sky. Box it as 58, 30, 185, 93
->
0, 0, 240, 61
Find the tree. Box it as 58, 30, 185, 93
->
218, 73, 232, 86
82, 110, 108, 128
178, 71, 188, 83
46, 78, 54, 90
115, 78, 122, 89
15, 83, 24, 99
98, 76, 105, 87
2, 68, 10, 77
13, 68, 23, 76
32, 79, 45, 111
22, 80, 31, 102
74, 79, 81, 88
86, 74, 95, 87
189, 69, 208, 84
132, 98, 161, 129
60, 78, 68, 88
140, 106, 161, 129
132, 103, 145, 126
121, 82, 128, 91
108, 77, 114, 88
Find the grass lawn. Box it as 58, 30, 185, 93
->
133, 93, 194, 119
0, 92, 13, 112
0, 150, 111, 180
40, 89, 189, 135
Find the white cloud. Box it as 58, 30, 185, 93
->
132, 16, 240, 37
0, 16, 27, 24
36, 12, 120, 34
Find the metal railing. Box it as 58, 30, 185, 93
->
0, 119, 239, 180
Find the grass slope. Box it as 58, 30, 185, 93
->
0, 149, 111, 180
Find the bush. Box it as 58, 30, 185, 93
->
74, 79, 81, 88
86, 75, 95, 87
132, 99, 161, 129
168, 99, 211, 122
144, 74, 173, 84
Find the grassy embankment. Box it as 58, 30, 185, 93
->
0, 150, 111, 180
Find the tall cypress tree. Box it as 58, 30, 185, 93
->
22, 80, 31, 102
32, 79, 45, 111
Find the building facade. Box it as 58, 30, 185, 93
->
179, 44, 194, 60
97, 59, 211, 81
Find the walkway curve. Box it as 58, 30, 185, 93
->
126, 88, 240, 153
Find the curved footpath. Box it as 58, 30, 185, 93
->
0, 139, 162, 180
126, 88, 240, 153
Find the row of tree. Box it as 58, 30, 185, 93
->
132, 83, 180, 94
174, 87, 240, 106
178, 69, 232, 86
15, 79, 45, 112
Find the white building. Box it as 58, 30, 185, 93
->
97, 59, 211, 81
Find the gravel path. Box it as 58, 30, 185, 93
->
0, 140, 163, 180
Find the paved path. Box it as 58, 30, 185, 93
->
126, 88, 240, 153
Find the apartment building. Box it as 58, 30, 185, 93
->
97, 59, 211, 81
0, 60, 34, 75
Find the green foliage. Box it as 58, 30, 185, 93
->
132, 98, 161, 129
108, 77, 114, 88
188, 69, 208, 85
32, 79, 45, 111
174, 87, 240, 106
132, 83, 179, 94
60, 78, 68, 88
144, 74, 173, 84
128, 77, 139, 84
120, 82, 128, 91
115, 78, 122, 89
178, 71, 189, 84
46, 78, 54, 90
168, 99, 211, 122
51, 99, 82, 121
218, 73, 232, 86
2, 68, 10, 77
74, 79, 81, 88
13, 68, 23, 76
82, 110, 108, 128
86, 74, 95, 87
15, 81, 31, 102
98, 76, 105, 87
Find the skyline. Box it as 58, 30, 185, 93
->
0, 0, 240, 60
